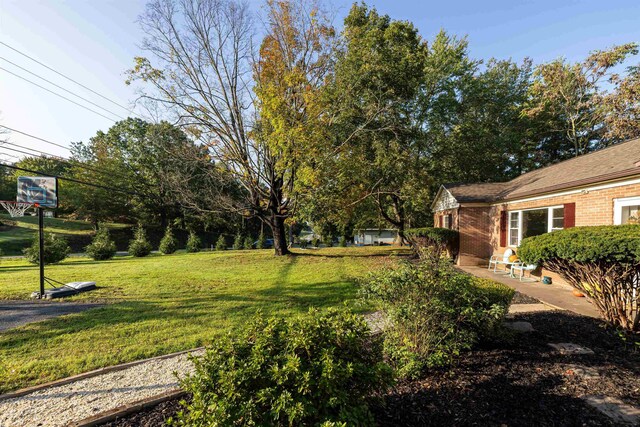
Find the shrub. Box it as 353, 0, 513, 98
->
519, 225, 640, 331
172, 308, 393, 426
405, 227, 459, 261
85, 226, 117, 260
312, 237, 320, 248
339, 236, 347, 247
215, 235, 227, 251
323, 234, 334, 248
232, 233, 243, 250
24, 233, 71, 265
159, 226, 178, 254
256, 232, 266, 249
360, 259, 513, 378
299, 239, 309, 249
128, 226, 153, 257
243, 236, 253, 250
185, 232, 202, 253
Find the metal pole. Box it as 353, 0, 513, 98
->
38, 207, 45, 298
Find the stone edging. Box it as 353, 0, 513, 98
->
0, 347, 204, 402
70, 388, 186, 427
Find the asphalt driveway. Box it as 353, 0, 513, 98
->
0, 301, 103, 332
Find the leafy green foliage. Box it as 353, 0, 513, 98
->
243, 236, 253, 250
128, 226, 153, 257
323, 234, 334, 248
518, 225, 640, 264
360, 259, 513, 378
172, 308, 393, 427
232, 233, 243, 250
405, 227, 459, 260
24, 233, 71, 265
186, 232, 202, 253
339, 236, 347, 247
85, 226, 117, 261
256, 233, 266, 249
215, 235, 227, 251
519, 225, 640, 331
159, 226, 178, 255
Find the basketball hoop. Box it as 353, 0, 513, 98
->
0, 201, 35, 217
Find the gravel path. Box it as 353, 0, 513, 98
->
0, 301, 103, 331
0, 349, 203, 427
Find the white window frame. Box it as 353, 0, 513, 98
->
613, 196, 640, 225
507, 205, 564, 247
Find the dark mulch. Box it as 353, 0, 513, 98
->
100, 398, 185, 427
373, 310, 640, 427
511, 291, 540, 304
101, 311, 639, 427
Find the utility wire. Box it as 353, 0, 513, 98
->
0, 140, 115, 178
0, 162, 144, 197
0, 66, 117, 122
0, 41, 141, 118
0, 126, 71, 151
1, 56, 126, 120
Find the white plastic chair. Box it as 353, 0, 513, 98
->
488, 248, 514, 273
510, 263, 537, 281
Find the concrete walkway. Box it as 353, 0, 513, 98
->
459, 265, 601, 318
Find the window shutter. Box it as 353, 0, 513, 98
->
564, 203, 576, 228
499, 211, 507, 247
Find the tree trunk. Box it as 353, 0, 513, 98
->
270, 214, 290, 256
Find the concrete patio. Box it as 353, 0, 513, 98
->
458, 265, 601, 319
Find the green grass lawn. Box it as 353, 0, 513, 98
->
0, 246, 404, 393
0, 214, 130, 256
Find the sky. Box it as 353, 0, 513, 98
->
1, 0, 639, 163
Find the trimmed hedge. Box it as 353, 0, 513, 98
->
405, 227, 459, 260
519, 225, 640, 331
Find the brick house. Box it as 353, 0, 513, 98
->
431, 138, 640, 278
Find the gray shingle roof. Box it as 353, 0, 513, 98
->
443, 137, 640, 203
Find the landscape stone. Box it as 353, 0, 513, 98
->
563, 364, 600, 379
503, 321, 535, 333
583, 395, 640, 425
548, 342, 594, 355
508, 303, 554, 314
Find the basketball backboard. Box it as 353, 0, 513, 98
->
17, 176, 58, 208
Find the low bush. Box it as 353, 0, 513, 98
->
256, 232, 266, 249
312, 238, 320, 248
172, 308, 393, 426
128, 226, 153, 257
339, 236, 347, 247
186, 232, 202, 253
215, 235, 227, 251
324, 234, 334, 248
519, 225, 640, 331
232, 233, 243, 250
24, 233, 71, 264
360, 259, 513, 379
243, 236, 254, 250
159, 226, 178, 255
85, 226, 117, 260
405, 227, 459, 261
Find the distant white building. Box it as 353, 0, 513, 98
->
354, 229, 399, 246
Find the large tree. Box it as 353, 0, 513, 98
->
523, 43, 639, 157
128, 0, 334, 255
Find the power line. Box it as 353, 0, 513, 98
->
0, 126, 71, 151
0, 140, 146, 190
1, 56, 126, 120
0, 66, 117, 122
0, 41, 141, 118
0, 162, 144, 197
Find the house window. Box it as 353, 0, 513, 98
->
509, 212, 519, 246
508, 205, 564, 246
443, 214, 452, 229
614, 197, 640, 224
551, 207, 564, 231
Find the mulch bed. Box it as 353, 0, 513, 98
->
101, 311, 639, 427
100, 398, 185, 427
